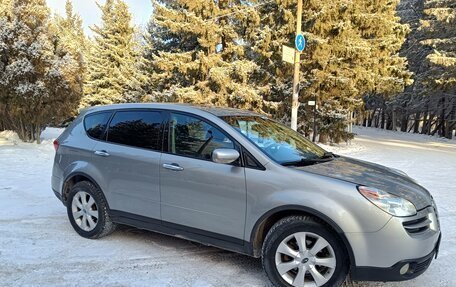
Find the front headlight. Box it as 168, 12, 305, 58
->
358, 186, 417, 217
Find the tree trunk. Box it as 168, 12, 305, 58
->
431, 119, 443, 136
444, 102, 455, 139
35, 124, 42, 144
448, 106, 456, 139
400, 113, 408, 132
424, 114, 434, 135
347, 111, 353, 133
413, 112, 420, 133
392, 109, 397, 131
421, 112, 428, 134
319, 133, 328, 144
367, 110, 373, 127
380, 108, 386, 129
386, 110, 393, 130
440, 97, 446, 137
408, 122, 415, 133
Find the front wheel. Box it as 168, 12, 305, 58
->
262, 216, 349, 287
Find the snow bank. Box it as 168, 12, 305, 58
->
353, 125, 456, 144
0, 127, 64, 146
41, 127, 64, 141
0, 130, 20, 146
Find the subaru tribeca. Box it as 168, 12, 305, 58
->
52, 104, 441, 287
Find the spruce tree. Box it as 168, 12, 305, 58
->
251, 0, 412, 142
0, 0, 12, 16
0, 0, 81, 143
82, 0, 143, 107
354, 0, 415, 133
142, 0, 263, 111
0, 0, 12, 130
247, 0, 295, 119
54, 0, 88, 117
419, 0, 456, 137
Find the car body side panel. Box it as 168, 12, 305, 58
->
52, 116, 98, 197
244, 162, 393, 242
160, 153, 247, 240
91, 141, 162, 220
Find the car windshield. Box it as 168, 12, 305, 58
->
222, 116, 328, 165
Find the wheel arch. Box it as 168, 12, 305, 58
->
249, 205, 356, 267
62, 172, 106, 206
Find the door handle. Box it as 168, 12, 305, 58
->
94, 150, 110, 157
162, 163, 184, 171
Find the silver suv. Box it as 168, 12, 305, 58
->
52, 104, 441, 287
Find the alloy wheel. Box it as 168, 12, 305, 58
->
275, 232, 336, 287
71, 191, 99, 232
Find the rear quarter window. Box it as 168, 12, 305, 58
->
84, 112, 112, 140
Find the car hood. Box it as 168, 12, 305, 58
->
294, 156, 432, 210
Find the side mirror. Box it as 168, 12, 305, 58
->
212, 148, 240, 164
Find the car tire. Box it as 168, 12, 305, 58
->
262, 216, 349, 287
66, 181, 117, 239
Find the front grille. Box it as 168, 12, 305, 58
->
402, 207, 439, 236
403, 216, 431, 234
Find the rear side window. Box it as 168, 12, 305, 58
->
107, 111, 163, 151
84, 112, 112, 140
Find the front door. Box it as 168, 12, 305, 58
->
160, 112, 247, 240
92, 109, 164, 220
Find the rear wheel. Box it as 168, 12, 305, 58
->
67, 181, 116, 239
262, 216, 349, 287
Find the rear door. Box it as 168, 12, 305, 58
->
91, 109, 164, 220
160, 112, 247, 240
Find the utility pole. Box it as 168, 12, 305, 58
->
312, 93, 317, 142
290, 0, 303, 131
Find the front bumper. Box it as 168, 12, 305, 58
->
346, 206, 440, 267
351, 233, 441, 281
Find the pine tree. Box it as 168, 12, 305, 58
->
142, 0, 263, 111
419, 0, 456, 138
0, 0, 81, 143
82, 0, 143, 107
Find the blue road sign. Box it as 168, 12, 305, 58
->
295, 33, 306, 52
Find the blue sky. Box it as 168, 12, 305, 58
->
46, 0, 153, 36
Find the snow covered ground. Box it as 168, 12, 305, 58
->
0, 126, 455, 287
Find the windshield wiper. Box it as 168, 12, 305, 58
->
282, 156, 334, 167
320, 152, 338, 159
282, 151, 338, 166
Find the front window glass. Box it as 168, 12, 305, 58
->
222, 116, 326, 164
169, 113, 234, 160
